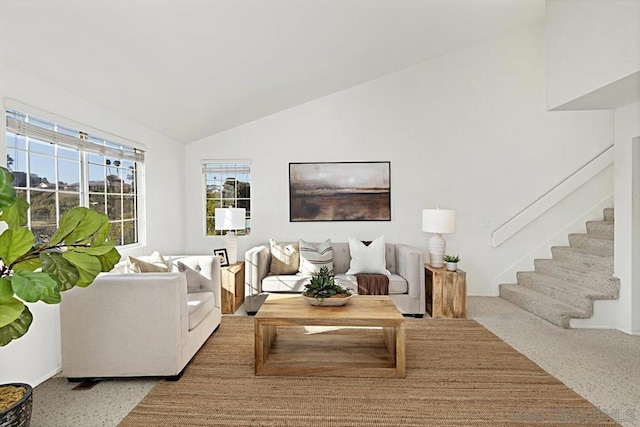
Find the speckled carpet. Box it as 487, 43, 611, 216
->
120, 316, 616, 426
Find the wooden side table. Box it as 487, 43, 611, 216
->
221, 262, 245, 314
424, 264, 467, 318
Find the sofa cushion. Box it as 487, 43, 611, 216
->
269, 239, 299, 275
336, 274, 407, 295
299, 239, 333, 274
177, 262, 204, 293
345, 236, 391, 275
262, 274, 311, 292
187, 292, 214, 331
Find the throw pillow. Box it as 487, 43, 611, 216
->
298, 239, 333, 275
177, 261, 202, 293
345, 236, 390, 275
269, 239, 300, 275
127, 255, 171, 273
148, 251, 171, 269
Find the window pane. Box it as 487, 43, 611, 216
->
58, 159, 80, 190
58, 145, 79, 161
108, 222, 122, 245
7, 133, 26, 150
122, 195, 136, 220
29, 116, 54, 130
123, 162, 136, 194
30, 190, 56, 241
29, 138, 55, 156
59, 192, 80, 218
89, 194, 106, 214
106, 170, 122, 193
29, 153, 55, 189
107, 195, 122, 220
6, 148, 27, 174
88, 163, 105, 192
122, 220, 137, 245
88, 153, 104, 164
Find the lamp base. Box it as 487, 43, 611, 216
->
224, 232, 238, 264
428, 233, 446, 268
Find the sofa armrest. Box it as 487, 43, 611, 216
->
245, 245, 270, 296
171, 255, 221, 308
396, 244, 425, 300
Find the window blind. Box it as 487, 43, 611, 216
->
6, 114, 144, 163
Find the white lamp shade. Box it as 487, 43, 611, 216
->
422, 209, 456, 234
214, 208, 246, 230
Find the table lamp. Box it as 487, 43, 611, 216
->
214, 207, 246, 264
422, 208, 456, 268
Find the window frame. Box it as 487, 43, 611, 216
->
4, 105, 145, 248
202, 160, 251, 237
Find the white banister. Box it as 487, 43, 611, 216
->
492, 145, 614, 247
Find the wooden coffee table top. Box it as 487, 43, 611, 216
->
255, 294, 404, 327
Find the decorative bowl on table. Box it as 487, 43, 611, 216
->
301, 293, 353, 306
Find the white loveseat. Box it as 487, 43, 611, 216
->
60, 255, 222, 380
245, 242, 425, 316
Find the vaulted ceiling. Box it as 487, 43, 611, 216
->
0, 0, 544, 143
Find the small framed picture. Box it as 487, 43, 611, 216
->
213, 248, 229, 267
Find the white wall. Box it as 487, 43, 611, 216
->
546, 0, 640, 110
0, 63, 187, 386
184, 23, 613, 296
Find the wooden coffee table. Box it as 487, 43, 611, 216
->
254, 294, 406, 378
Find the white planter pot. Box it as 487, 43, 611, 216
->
446, 262, 457, 271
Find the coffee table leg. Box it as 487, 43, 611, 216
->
396, 323, 406, 377
255, 322, 277, 375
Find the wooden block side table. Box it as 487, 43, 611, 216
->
424, 264, 467, 318
221, 261, 245, 314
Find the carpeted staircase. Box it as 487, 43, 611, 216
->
500, 208, 619, 328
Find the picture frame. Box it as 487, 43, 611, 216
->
289, 161, 391, 222
213, 248, 230, 267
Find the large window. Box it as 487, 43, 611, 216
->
5, 109, 144, 246
203, 161, 251, 236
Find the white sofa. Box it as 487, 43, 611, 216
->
60, 255, 222, 380
245, 242, 425, 316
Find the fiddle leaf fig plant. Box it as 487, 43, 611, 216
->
0, 166, 121, 346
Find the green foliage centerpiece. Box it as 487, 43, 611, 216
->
0, 166, 121, 347
302, 266, 352, 306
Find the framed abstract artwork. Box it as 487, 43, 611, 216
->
289, 161, 391, 222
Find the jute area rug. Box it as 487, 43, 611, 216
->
120, 316, 616, 426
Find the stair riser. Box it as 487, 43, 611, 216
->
534, 262, 619, 295
604, 208, 614, 222
517, 273, 594, 313
586, 221, 614, 238
568, 234, 614, 254
499, 285, 570, 328
550, 247, 613, 273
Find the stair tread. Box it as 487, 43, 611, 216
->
500, 284, 589, 317
518, 271, 615, 298
569, 232, 613, 241
551, 245, 613, 258
535, 258, 613, 277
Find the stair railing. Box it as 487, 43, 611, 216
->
491, 144, 614, 247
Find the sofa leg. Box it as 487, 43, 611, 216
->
246, 311, 257, 316
413, 314, 424, 318
166, 367, 186, 382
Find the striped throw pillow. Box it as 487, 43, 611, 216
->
298, 239, 333, 275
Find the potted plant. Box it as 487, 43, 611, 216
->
443, 254, 460, 271
302, 266, 352, 306
0, 166, 121, 425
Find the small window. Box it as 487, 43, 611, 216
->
203, 161, 251, 236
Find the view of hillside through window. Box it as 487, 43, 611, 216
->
204, 161, 251, 236
5, 109, 143, 246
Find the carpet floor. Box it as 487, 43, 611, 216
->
120, 316, 617, 426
